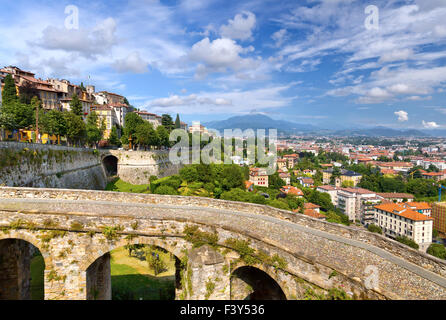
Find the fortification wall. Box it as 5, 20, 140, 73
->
0, 142, 107, 190
108, 150, 181, 184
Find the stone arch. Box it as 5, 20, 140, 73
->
83, 236, 188, 300
0, 235, 46, 300
102, 155, 118, 176
230, 265, 287, 300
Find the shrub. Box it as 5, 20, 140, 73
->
427, 243, 446, 260
367, 224, 382, 235
396, 236, 419, 250
154, 185, 178, 195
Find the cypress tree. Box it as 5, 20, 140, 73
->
70, 93, 83, 116
2, 74, 18, 105
175, 114, 181, 129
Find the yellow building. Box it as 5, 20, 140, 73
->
4, 129, 57, 144
90, 105, 114, 139
323, 169, 362, 187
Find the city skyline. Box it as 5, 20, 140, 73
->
1, 0, 445, 129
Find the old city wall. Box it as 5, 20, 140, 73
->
1, 188, 446, 300
107, 150, 181, 185
0, 142, 107, 190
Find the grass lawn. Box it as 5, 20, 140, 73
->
105, 178, 151, 194
110, 247, 176, 300
30, 254, 44, 300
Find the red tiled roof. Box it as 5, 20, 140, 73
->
304, 203, 321, 209
374, 203, 432, 221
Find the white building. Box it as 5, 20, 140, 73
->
337, 187, 378, 222
374, 203, 433, 251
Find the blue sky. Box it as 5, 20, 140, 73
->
1, 0, 446, 129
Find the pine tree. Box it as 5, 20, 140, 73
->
161, 114, 174, 132
2, 74, 18, 105
175, 114, 181, 129
70, 94, 83, 116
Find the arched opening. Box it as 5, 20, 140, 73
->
0, 239, 45, 300
231, 266, 286, 300
102, 155, 118, 176
86, 244, 182, 300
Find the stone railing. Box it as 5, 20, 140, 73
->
1, 187, 446, 278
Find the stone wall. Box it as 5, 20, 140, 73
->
0, 142, 107, 190
1, 187, 446, 300
107, 150, 181, 185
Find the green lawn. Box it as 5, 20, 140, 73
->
110, 247, 176, 300
30, 254, 44, 300
105, 178, 151, 194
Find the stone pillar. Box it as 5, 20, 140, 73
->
0, 240, 33, 300
86, 253, 112, 300
186, 246, 230, 300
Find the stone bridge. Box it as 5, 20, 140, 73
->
1, 187, 446, 300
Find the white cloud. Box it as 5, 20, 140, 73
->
271, 29, 288, 47
143, 84, 294, 115
395, 110, 408, 122
189, 37, 259, 78
112, 51, 149, 74
220, 11, 256, 41
33, 18, 117, 58
422, 120, 440, 129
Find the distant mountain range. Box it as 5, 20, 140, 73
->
203, 114, 319, 134
203, 114, 438, 137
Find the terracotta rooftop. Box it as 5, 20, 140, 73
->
374, 203, 432, 221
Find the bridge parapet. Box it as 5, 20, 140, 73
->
1, 187, 445, 279
1, 187, 446, 300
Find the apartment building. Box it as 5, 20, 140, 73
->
249, 168, 269, 188
376, 193, 414, 203
283, 154, 299, 169
277, 158, 288, 171
136, 111, 162, 128
322, 168, 362, 187
374, 203, 433, 251
432, 203, 446, 235
278, 170, 291, 186
316, 185, 339, 206
337, 187, 378, 222
93, 91, 126, 105
1, 66, 60, 110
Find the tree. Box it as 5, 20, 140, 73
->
70, 94, 83, 116
180, 166, 199, 183
175, 114, 181, 129
161, 114, 174, 132
1, 74, 18, 105
122, 112, 144, 147
156, 124, 170, 148
134, 121, 158, 150
39, 109, 67, 143
86, 111, 102, 147
221, 165, 245, 190
146, 248, 167, 276
80, 82, 86, 91
108, 125, 121, 146
19, 81, 40, 105
63, 112, 86, 146
427, 244, 446, 260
